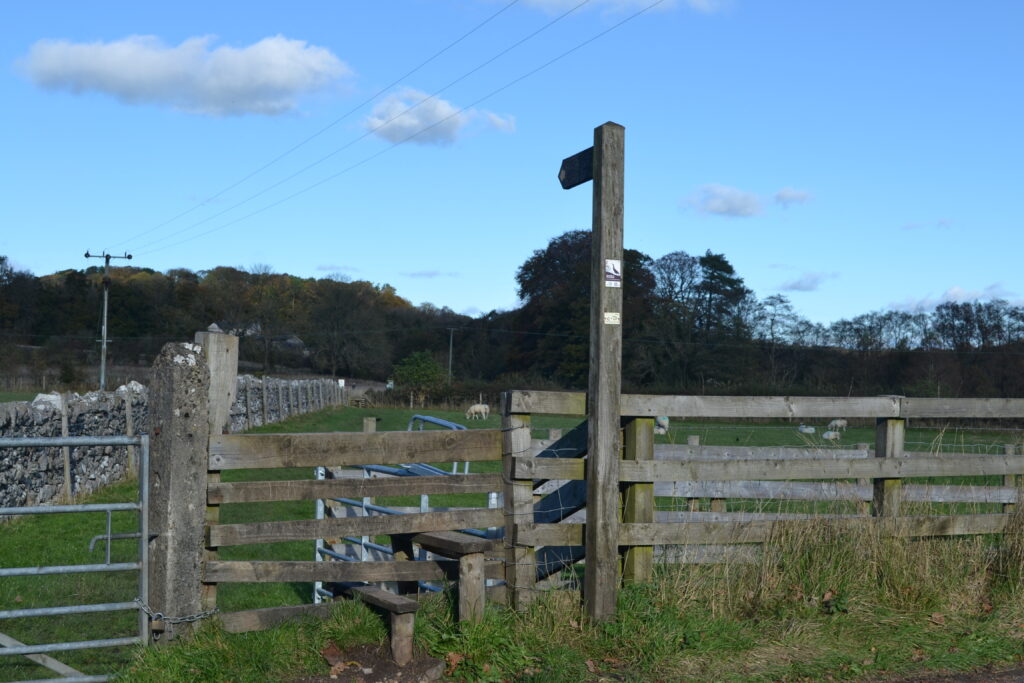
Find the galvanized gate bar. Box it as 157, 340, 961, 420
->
0, 602, 139, 619
0, 563, 140, 577
0, 436, 142, 448
0, 637, 143, 656
0, 433, 150, 682
0, 503, 141, 515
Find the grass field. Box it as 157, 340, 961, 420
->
5, 405, 1024, 681
0, 391, 38, 403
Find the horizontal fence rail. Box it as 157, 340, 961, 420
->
513, 454, 1024, 481
207, 473, 502, 504
209, 429, 502, 469
208, 508, 504, 547
506, 390, 1024, 419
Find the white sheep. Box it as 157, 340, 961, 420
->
797, 424, 815, 435
465, 403, 490, 420
654, 416, 670, 435
822, 430, 841, 442
827, 419, 848, 432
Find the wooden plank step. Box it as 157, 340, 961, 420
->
350, 585, 419, 614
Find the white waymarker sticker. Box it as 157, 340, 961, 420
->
604, 312, 621, 325
604, 259, 622, 287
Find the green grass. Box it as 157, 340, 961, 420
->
0, 478, 143, 681
0, 391, 37, 402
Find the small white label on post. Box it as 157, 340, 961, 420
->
604, 259, 622, 287
604, 312, 621, 325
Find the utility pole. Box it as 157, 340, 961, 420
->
85, 250, 132, 391
447, 328, 455, 384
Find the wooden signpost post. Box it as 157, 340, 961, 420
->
559, 122, 625, 622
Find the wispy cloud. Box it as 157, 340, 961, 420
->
364, 88, 513, 145
892, 283, 1020, 312
486, 112, 516, 133
774, 187, 811, 207
692, 184, 761, 217
779, 272, 837, 292
21, 34, 351, 116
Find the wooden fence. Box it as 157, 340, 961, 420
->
146, 332, 506, 640
144, 333, 1024, 638
501, 389, 1024, 610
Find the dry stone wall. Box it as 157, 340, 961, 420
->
1, 375, 343, 508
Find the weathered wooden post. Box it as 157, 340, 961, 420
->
196, 327, 239, 615
621, 418, 654, 583
1004, 444, 1017, 514
560, 121, 625, 621
502, 392, 536, 609
873, 418, 905, 517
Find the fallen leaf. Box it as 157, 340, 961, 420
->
586, 659, 599, 674
929, 613, 946, 626
982, 601, 994, 613
445, 652, 465, 676
320, 642, 345, 667
911, 649, 927, 663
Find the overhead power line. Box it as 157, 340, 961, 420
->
136, 0, 666, 257
129, 0, 594, 255
105, 0, 522, 253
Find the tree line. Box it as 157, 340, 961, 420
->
2, 233, 1024, 400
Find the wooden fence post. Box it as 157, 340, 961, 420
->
148, 342, 212, 642
856, 442, 871, 515
584, 121, 625, 622
621, 417, 654, 584
687, 435, 700, 512
195, 327, 239, 616
1005, 444, 1017, 514
873, 418, 905, 517
502, 392, 536, 609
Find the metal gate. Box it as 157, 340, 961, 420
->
0, 435, 149, 683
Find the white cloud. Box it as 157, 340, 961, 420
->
21, 34, 350, 116
364, 88, 513, 145
891, 283, 1020, 312
486, 112, 516, 133
774, 187, 811, 207
521, 0, 724, 13
692, 184, 761, 217
779, 272, 836, 292
365, 88, 467, 145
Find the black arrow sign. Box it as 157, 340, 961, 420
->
558, 146, 594, 190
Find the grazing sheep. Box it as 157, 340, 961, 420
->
465, 403, 490, 420
827, 419, 848, 432
654, 416, 670, 435
822, 430, 841, 442
798, 424, 815, 435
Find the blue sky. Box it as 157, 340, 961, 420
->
2, 1, 1022, 324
